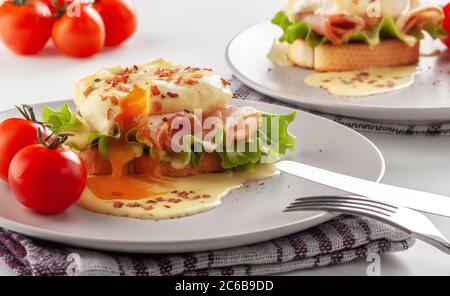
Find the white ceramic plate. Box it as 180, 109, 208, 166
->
0, 99, 384, 253
226, 22, 450, 123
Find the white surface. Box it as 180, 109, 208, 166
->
0, 99, 383, 253
227, 22, 450, 123
0, 0, 449, 275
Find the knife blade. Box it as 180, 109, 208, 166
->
276, 160, 450, 218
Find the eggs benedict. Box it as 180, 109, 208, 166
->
42, 59, 297, 219
270, 0, 446, 71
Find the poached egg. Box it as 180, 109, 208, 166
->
74, 59, 232, 136
286, 0, 417, 20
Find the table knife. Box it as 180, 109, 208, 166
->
276, 160, 450, 217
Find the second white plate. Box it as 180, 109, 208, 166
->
227, 22, 450, 123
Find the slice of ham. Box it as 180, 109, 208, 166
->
396, 6, 444, 34
298, 13, 366, 45
137, 106, 262, 152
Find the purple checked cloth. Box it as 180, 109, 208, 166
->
0, 216, 413, 276
0, 78, 424, 276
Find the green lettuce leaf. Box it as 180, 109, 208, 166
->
272, 11, 328, 47
159, 135, 216, 169
87, 125, 121, 159
42, 103, 82, 134
422, 23, 448, 39
217, 112, 297, 171
130, 112, 297, 171
42, 104, 94, 150
272, 11, 446, 47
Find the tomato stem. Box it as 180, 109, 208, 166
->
15, 105, 38, 122
37, 128, 74, 150
13, 0, 28, 5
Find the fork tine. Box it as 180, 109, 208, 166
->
285, 201, 393, 217
283, 204, 392, 225
294, 195, 398, 210
288, 198, 397, 214
285, 198, 450, 255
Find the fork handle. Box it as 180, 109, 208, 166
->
414, 234, 450, 255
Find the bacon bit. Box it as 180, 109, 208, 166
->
156, 196, 166, 202
221, 78, 230, 87
178, 191, 189, 198
113, 201, 124, 209
83, 86, 96, 97
185, 66, 201, 72
94, 78, 101, 82
202, 194, 212, 199
168, 198, 182, 204
174, 77, 182, 85
203, 68, 213, 71
144, 205, 154, 211
190, 195, 201, 200
164, 205, 171, 209
150, 85, 161, 96
166, 92, 179, 98
171, 190, 179, 194
100, 95, 119, 105
162, 117, 169, 122
105, 69, 132, 87
116, 85, 130, 93
133, 65, 139, 71
126, 202, 141, 208
152, 102, 162, 112
110, 97, 119, 105
107, 108, 114, 120
185, 79, 198, 86
191, 73, 203, 79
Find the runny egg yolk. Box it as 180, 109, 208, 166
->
87, 85, 170, 201
115, 86, 148, 133
86, 140, 170, 201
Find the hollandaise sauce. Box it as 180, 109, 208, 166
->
78, 163, 278, 220
267, 40, 293, 67
304, 66, 418, 97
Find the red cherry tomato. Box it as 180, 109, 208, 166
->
93, 0, 137, 46
9, 143, 87, 214
0, 106, 51, 183
442, 3, 450, 48
0, 0, 53, 55
51, 3, 105, 57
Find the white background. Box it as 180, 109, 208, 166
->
1, 0, 450, 275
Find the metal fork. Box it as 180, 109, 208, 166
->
285, 195, 450, 255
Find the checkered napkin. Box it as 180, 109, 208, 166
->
0, 77, 428, 276
0, 215, 413, 276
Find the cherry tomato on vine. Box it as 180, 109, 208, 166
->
9, 132, 87, 214
0, 0, 53, 55
51, 2, 105, 57
0, 105, 51, 183
93, 0, 137, 46
442, 3, 450, 48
